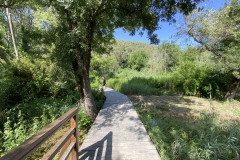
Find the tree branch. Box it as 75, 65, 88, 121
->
92, 0, 106, 21
184, 16, 223, 58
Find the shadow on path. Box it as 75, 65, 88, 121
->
78, 132, 113, 160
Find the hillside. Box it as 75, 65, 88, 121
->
112, 40, 158, 54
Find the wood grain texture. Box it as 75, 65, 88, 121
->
42, 128, 75, 160
59, 142, 75, 160
70, 115, 79, 160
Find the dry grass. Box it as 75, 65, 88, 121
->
130, 95, 240, 159
129, 95, 240, 122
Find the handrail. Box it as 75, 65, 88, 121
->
0, 107, 79, 160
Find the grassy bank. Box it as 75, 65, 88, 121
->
130, 95, 240, 159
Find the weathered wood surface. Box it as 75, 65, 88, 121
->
42, 128, 75, 160
59, 142, 75, 160
79, 88, 161, 160
0, 107, 79, 160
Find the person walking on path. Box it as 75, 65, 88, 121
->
102, 76, 106, 90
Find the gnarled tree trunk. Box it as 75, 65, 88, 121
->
72, 53, 97, 120
72, 56, 85, 106
81, 62, 97, 119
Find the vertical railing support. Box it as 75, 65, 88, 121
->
70, 114, 79, 160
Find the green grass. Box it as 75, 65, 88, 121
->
108, 70, 178, 96
131, 96, 240, 160
109, 69, 240, 159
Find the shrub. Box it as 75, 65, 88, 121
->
109, 64, 233, 100
0, 57, 80, 112
0, 101, 87, 156
0, 58, 51, 109
0, 85, 106, 156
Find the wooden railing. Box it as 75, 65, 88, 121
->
0, 107, 79, 160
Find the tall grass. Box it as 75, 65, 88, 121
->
110, 68, 240, 159
135, 105, 240, 159
108, 67, 232, 100
108, 69, 178, 96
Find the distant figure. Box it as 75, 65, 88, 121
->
102, 76, 106, 90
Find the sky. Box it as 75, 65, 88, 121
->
113, 0, 226, 47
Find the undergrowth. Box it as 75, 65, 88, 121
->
0, 88, 105, 157
108, 68, 232, 100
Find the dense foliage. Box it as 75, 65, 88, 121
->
97, 40, 236, 100
0, 55, 105, 156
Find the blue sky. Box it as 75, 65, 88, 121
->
113, 0, 226, 47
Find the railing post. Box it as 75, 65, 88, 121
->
70, 113, 79, 160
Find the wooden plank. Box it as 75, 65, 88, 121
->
0, 107, 78, 160
58, 142, 75, 160
42, 128, 75, 160
70, 115, 79, 160
58, 115, 79, 159
58, 137, 70, 159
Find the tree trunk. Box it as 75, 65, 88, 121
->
72, 56, 84, 105
63, 5, 101, 120
71, 46, 98, 120
224, 77, 240, 102
82, 63, 98, 119
6, 6, 18, 60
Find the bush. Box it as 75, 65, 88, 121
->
0, 101, 73, 156
0, 83, 106, 156
0, 59, 50, 109
0, 57, 78, 111
78, 109, 92, 131
171, 62, 232, 99
0, 99, 98, 156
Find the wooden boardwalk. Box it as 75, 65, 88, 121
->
79, 88, 161, 160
